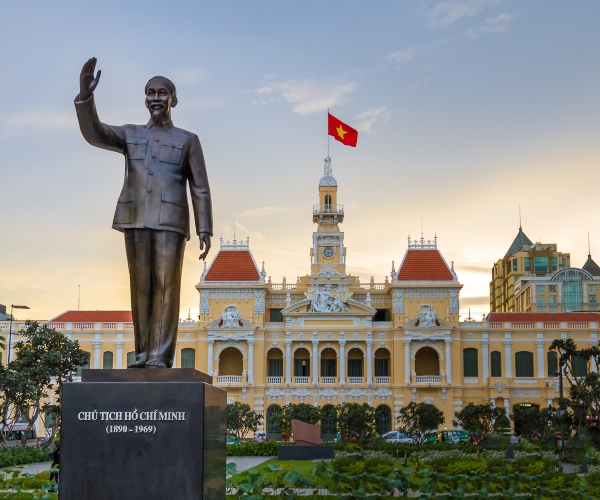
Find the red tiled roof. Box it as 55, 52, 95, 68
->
397, 250, 454, 281
205, 250, 260, 281
488, 312, 600, 322
49, 310, 132, 322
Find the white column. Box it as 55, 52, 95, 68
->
547, 398, 553, 408
248, 341, 254, 385
537, 340, 545, 378
445, 339, 452, 385
482, 341, 489, 383
115, 341, 123, 369
339, 340, 346, 384
313, 235, 318, 264
404, 340, 411, 384
312, 340, 319, 384
172, 342, 178, 368
490, 398, 496, 408
339, 235, 344, 264
366, 340, 373, 384
503, 397, 510, 414
504, 341, 513, 378
207, 340, 214, 376
285, 340, 292, 384
93, 342, 101, 369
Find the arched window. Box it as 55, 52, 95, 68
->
573, 355, 588, 377
375, 405, 392, 435
181, 348, 196, 369
76, 352, 91, 377
103, 351, 114, 369
463, 348, 478, 377
126, 351, 136, 368
547, 352, 558, 377
324, 194, 332, 208
515, 351, 534, 377
491, 351, 502, 377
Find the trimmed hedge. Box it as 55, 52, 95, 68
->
0, 446, 52, 468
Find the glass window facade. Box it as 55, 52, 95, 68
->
512, 260, 518, 272
590, 285, 597, 293
537, 285, 545, 294
552, 269, 589, 311
552, 257, 557, 270
573, 355, 588, 377
126, 351, 136, 367
534, 257, 549, 273
268, 359, 283, 377
524, 258, 530, 271
102, 351, 113, 369
375, 359, 389, 377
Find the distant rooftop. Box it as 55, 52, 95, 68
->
203, 238, 261, 282
49, 310, 133, 323
397, 237, 455, 281
505, 226, 533, 257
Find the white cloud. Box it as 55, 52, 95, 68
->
386, 47, 416, 65
240, 206, 309, 218
3, 108, 78, 133
429, 0, 499, 26
354, 107, 390, 133
253, 78, 357, 114
467, 13, 517, 38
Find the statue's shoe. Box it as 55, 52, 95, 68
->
145, 359, 168, 369
128, 360, 147, 368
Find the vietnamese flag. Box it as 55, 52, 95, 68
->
328, 112, 358, 147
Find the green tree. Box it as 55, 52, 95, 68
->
0, 321, 89, 446
452, 403, 507, 441
510, 404, 556, 439
550, 339, 600, 434
396, 402, 445, 445
271, 403, 322, 436
335, 403, 376, 437
226, 402, 263, 441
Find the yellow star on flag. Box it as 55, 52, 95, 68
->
336, 125, 347, 140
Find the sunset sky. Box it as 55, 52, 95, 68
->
2, 1, 600, 321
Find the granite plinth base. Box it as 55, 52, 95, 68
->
277, 445, 335, 460
60, 369, 226, 500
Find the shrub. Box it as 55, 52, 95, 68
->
0, 446, 52, 468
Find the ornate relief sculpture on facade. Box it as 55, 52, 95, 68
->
415, 304, 439, 327
221, 305, 242, 327
307, 284, 351, 312
254, 291, 265, 317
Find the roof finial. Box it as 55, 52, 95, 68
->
324, 156, 332, 177
519, 204, 522, 230
589, 232, 591, 257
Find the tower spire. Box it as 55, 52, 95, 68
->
519, 204, 522, 229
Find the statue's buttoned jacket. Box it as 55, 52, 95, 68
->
75, 95, 212, 239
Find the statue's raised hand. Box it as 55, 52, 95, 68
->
79, 57, 101, 101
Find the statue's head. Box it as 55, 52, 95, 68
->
145, 76, 178, 124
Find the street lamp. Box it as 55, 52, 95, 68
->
8, 304, 29, 364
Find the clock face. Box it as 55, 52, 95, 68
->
323, 247, 334, 258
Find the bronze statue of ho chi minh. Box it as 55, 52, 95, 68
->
75, 57, 212, 369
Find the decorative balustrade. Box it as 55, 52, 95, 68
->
217, 376, 242, 383
416, 375, 441, 383
348, 377, 363, 384
124, 323, 134, 329
102, 323, 117, 329
463, 377, 479, 384
374, 377, 390, 384
568, 322, 588, 328
47, 323, 65, 329
543, 322, 559, 328
512, 322, 534, 329
74, 323, 94, 329
294, 376, 309, 384
489, 323, 502, 329
267, 377, 282, 384
320, 377, 337, 384
313, 204, 344, 215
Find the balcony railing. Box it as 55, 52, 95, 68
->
320, 377, 337, 384
313, 204, 344, 215
348, 377, 363, 384
463, 377, 479, 384
267, 377, 283, 384
416, 376, 441, 383
294, 376, 309, 384
375, 376, 390, 384
217, 376, 242, 383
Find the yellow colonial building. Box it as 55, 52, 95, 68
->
3, 159, 600, 439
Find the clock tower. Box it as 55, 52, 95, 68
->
310, 157, 346, 276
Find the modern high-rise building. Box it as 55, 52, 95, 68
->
490, 228, 571, 312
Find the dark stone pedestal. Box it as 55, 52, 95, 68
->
277, 445, 335, 460
61, 369, 226, 500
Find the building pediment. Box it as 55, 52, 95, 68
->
402, 305, 454, 331
282, 298, 376, 315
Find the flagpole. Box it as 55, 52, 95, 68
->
327, 109, 330, 158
